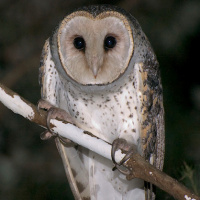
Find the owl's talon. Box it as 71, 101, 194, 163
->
111, 138, 135, 175
37, 99, 55, 111
38, 99, 74, 144
40, 130, 55, 140
46, 107, 73, 144
112, 164, 131, 175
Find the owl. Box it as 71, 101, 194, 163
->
39, 5, 165, 200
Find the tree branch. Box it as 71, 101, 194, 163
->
0, 82, 125, 163
124, 149, 199, 200
0, 82, 199, 200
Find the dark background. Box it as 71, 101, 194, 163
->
0, 0, 200, 199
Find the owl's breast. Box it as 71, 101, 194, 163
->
66, 81, 141, 145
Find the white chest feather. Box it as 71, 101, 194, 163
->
65, 79, 140, 146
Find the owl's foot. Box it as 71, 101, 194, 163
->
111, 138, 136, 175
38, 99, 74, 144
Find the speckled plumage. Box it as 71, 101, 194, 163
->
39, 5, 164, 200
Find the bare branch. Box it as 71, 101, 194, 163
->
0, 82, 47, 127
0, 82, 125, 163
124, 149, 200, 200
0, 82, 199, 200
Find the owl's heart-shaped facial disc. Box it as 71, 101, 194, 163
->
56, 11, 134, 85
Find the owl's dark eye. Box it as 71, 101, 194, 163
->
73, 37, 85, 50
104, 36, 117, 50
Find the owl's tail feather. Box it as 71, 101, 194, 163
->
145, 181, 156, 200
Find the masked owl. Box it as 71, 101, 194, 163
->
39, 5, 165, 200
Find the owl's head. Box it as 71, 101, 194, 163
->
51, 5, 137, 85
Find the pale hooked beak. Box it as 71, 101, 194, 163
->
85, 38, 104, 78
91, 64, 100, 78
88, 55, 103, 78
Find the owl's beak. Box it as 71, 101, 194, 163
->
87, 55, 103, 78
91, 65, 99, 78
85, 41, 104, 78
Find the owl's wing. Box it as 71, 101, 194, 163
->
135, 60, 165, 199
39, 39, 90, 200
136, 62, 165, 169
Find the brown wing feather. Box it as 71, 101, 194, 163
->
138, 59, 165, 200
